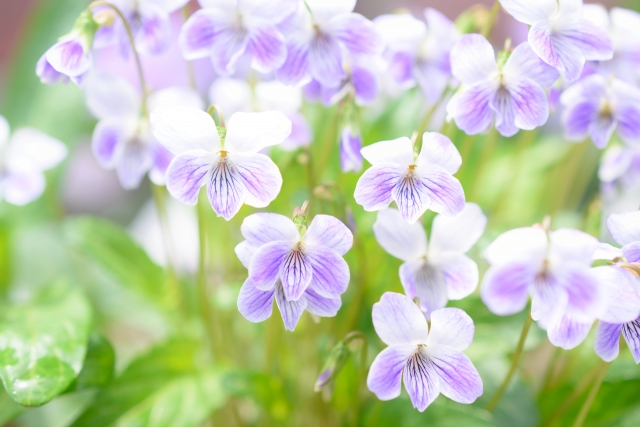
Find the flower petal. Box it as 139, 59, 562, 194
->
549, 228, 600, 265
115, 141, 154, 190
249, 241, 292, 290
498, 0, 557, 25
240, 213, 298, 247
372, 292, 430, 346
588, 115, 616, 149
206, 156, 247, 220
563, 19, 614, 61
306, 0, 356, 23
484, 227, 547, 265
508, 77, 551, 132
400, 260, 448, 317
46, 39, 90, 77
427, 345, 482, 404
306, 245, 350, 298
417, 133, 461, 175
237, 278, 274, 323
280, 248, 313, 301
429, 203, 486, 254
360, 137, 414, 166
546, 315, 593, 350
373, 208, 427, 262
308, 33, 345, 88
435, 253, 479, 301
179, 8, 230, 60
417, 165, 465, 216
354, 164, 403, 212
352, 67, 378, 104
448, 80, 497, 135
90, 119, 133, 169
328, 13, 382, 56
403, 349, 440, 412
623, 242, 640, 263
83, 73, 140, 120
35, 52, 69, 85
561, 100, 600, 143
622, 319, 640, 363
304, 288, 341, 317
231, 152, 282, 208
366, 345, 415, 401
481, 262, 535, 316
503, 42, 560, 87
151, 105, 221, 154
392, 171, 432, 224
135, 3, 172, 55
303, 215, 353, 256
426, 308, 475, 351
491, 89, 519, 137
166, 150, 213, 205
607, 211, 640, 246
340, 126, 363, 172
2, 171, 45, 206
275, 282, 308, 331
7, 128, 68, 172
246, 21, 287, 73
0, 115, 8, 146
595, 321, 622, 362
531, 273, 569, 323
591, 266, 640, 324
529, 21, 585, 82
450, 34, 498, 85
235, 240, 258, 269
225, 111, 292, 153
275, 35, 311, 86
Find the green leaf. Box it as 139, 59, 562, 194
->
68, 332, 115, 392
0, 283, 92, 406
0, 388, 25, 425
71, 339, 226, 427
63, 216, 169, 309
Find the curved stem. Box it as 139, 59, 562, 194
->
88, 1, 148, 114
572, 361, 610, 427
486, 312, 533, 412
481, 1, 501, 38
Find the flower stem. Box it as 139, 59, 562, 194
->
181, 4, 197, 90
88, 1, 148, 114
414, 84, 451, 149
571, 361, 610, 427
349, 332, 368, 427
470, 127, 500, 201
486, 312, 533, 412
481, 1, 501, 38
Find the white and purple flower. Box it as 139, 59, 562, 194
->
339, 126, 363, 173
561, 74, 640, 149
235, 210, 353, 330
354, 132, 465, 224
150, 105, 291, 220
0, 115, 67, 206
367, 292, 483, 412
481, 225, 606, 349
446, 35, 559, 137
498, 0, 614, 82
179, 0, 298, 75
373, 204, 486, 317
276, 0, 382, 88
305, 62, 379, 107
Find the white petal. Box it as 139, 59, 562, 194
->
2, 170, 46, 205
429, 203, 486, 254
373, 208, 427, 262
417, 132, 461, 174
83, 73, 140, 120
0, 114, 9, 147
484, 227, 547, 266
498, 0, 557, 25
148, 86, 204, 112
450, 34, 498, 85
150, 0, 190, 13
426, 307, 475, 351
607, 211, 640, 246
548, 228, 600, 265
372, 292, 429, 346
306, 0, 356, 25
360, 137, 414, 166
7, 128, 67, 171
224, 111, 292, 153
150, 105, 220, 155
208, 77, 252, 116
592, 266, 640, 324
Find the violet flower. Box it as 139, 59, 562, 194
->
276, 0, 382, 88
235, 211, 353, 330
374, 9, 458, 103
446, 35, 559, 137
367, 292, 482, 412
498, 0, 614, 82
354, 132, 465, 224
373, 204, 486, 317
561, 74, 640, 149
85, 73, 203, 189
179, 0, 298, 75
340, 126, 363, 173
308, 60, 379, 107
0, 115, 67, 206
150, 106, 291, 220
599, 144, 640, 190
481, 225, 607, 349
607, 210, 640, 263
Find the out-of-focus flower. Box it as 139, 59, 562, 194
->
235, 211, 353, 330
481, 225, 606, 349
447, 35, 559, 137
354, 132, 464, 224
305, 58, 379, 107
599, 145, 640, 188
374, 9, 458, 104
367, 293, 482, 412
209, 77, 311, 150
93, 0, 190, 56
179, 0, 298, 75
150, 106, 291, 219
560, 74, 640, 149
84, 73, 202, 189
583, 5, 640, 84
0, 115, 67, 206
607, 210, 640, 263
373, 204, 486, 317
339, 126, 362, 173
276, 0, 382, 88
498, 0, 613, 82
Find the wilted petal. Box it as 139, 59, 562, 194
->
417, 133, 461, 174
435, 253, 479, 301
166, 150, 213, 205
240, 213, 298, 247
481, 263, 534, 316
607, 211, 640, 246
622, 319, 640, 363
2, 171, 45, 206
427, 345, 482, 404
328, 13, 382, 56
46, 38, 90, 77
503, 42, 560, 87
308, 33, 345, 88
360, 137, 414, 166
418, 165, 465, 216
373, 208, 427, 262
354, 164, 403, 212
116, 141, 154, 190
231, 152, 282, 208
303, 215, 353, 255
246, 21, 287, 73
135, 3, 172, 55
430, 203, 486, 254
367, 345, 415, 401
450, 34, 498, 84
372, 292, 429, 346
449, 80, 497, 135
249, 241, 292, 290
151, 105, 220, 154
426, 308, 475, 351
498, 0, 557, 25
304, 288, 341, 317
484, 227, 547, 265
280, 248, 313, 301
546, 315, 593, 350
400, 259, 448, 317
179, 8, 230, 60
275, 283, 307, 331
225, 111, 292, 153
90, 118, 135, 169
592, 266, 640, 324
237, 278, 274, 323
403, 349, 440, 412
306, 245, 349, 298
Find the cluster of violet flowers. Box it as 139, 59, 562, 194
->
11, 0, 637, 416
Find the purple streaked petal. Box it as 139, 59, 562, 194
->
450, 34, 498, 85
400, 259, 448, 317
280, 112, 311, 150
306, 245, 349, 298
149, 142, 173, 185
503, 42, 559, 87
607, 211, 640, 246
448, 80, 496, 135
417, 133, 461, 175
591, 266, 640, 324
366, 345, 415, 401
46, 39, 91, 77
529, 21, 585, 82
206, 156, 247, 220
623, 242, 640, 263
531, 272, 569, 323
165, 151, 212, 205
481, 262, 535, 316
373, 208, 427, 262
491, 89, 518, 137
616, 102, 640, 145
392, 171, 432, 224
275, 36, 311, 86
598, 146, 633, 183
588, 115, 616, 149
352, 67, 378, 104
622, 319, 640, 363
135, 3, 172, 55
426, 308, 474, 351
388, 51, 415, 87
592, 243, 624, 261
35, 53, 69, 85
308, 33, 345, 88
403, 349, 439, 411
274, 282, 307, 331
303, 214, 353, 256
354, 164, 403, 212
235, 240, 258, 269
237, 278, 274, 323
246, 21, 287, 73
210, 25, 250, 75
241, 213, 298, 247
328, 13, 382, 56
115, 141, 154, 190
418, 165, 465, 216
562, 100, 600, 142
372, 292, 429, 346
430, 203, 486, 254
508, 77, 551, 132
498, 0, 557, 25
279, 248, 312, 301
546, 315, 593, 349
427, 345, 482, 404
340, 126, 363, 172
179, 8, 229, 60
249, 241, 291, 290
2, 171, 45, 206
304, 288, 341, 317
564, 19, 614, 61
595, 321, 622, 362
231, 152, 282, 208
436, 253, 479, 301
91, 118, 135, 169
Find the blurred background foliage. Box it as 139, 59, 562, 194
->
0, 0, 640, 426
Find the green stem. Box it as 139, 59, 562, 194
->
486, 312, 533, 412
481, 1, 501, 38
350, 333, 368, 427
571, 361, 610, 427
550, 141, 589, 213
181, 5, 197, 90
414, 85, 451, 148
343, 232, 369, 334
470, 127, 500, 201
